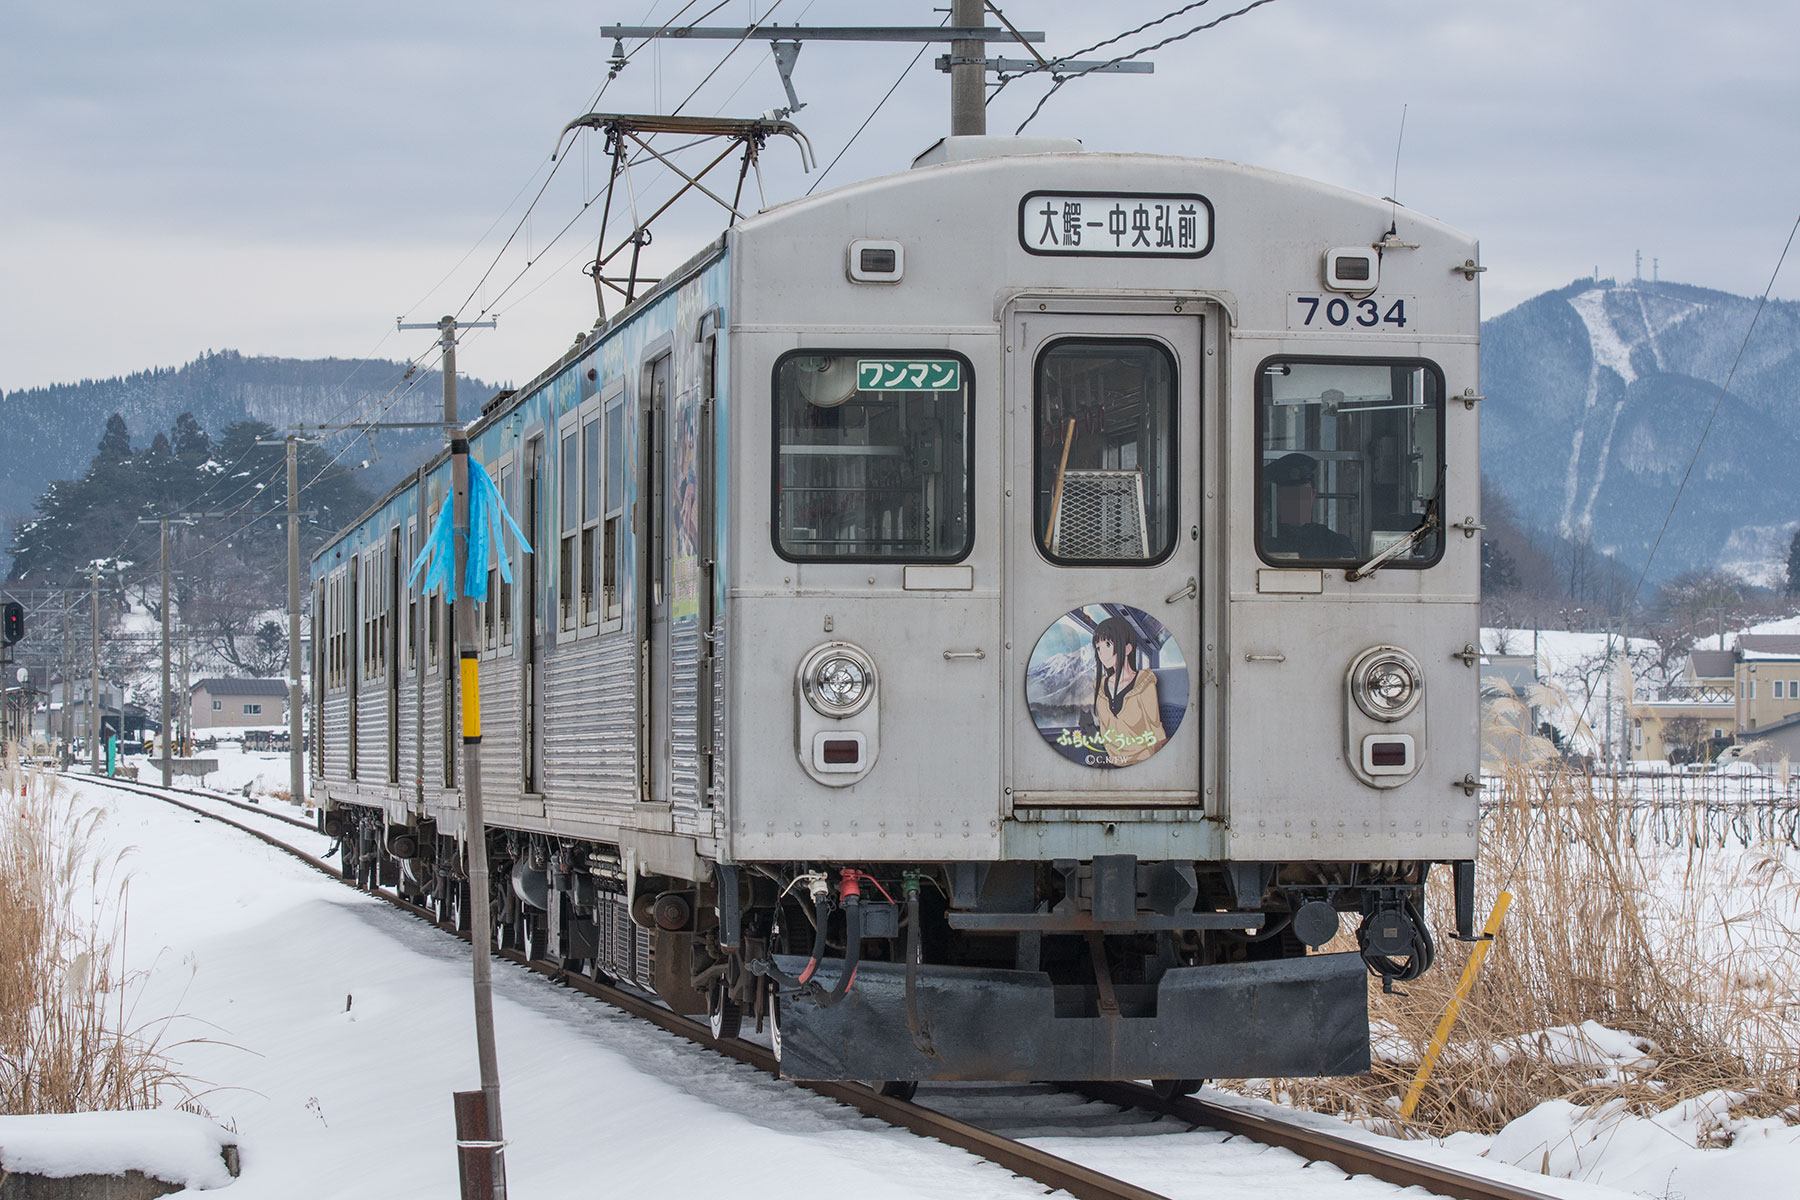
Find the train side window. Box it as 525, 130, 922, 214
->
426, 513, 441, 673
602, 383, 627, 622
405, 518, 418, 672
1255, 358, 1444, 569
1034, 339, 1177, 565
559, 424, 579, 631
772, 349, 973, 562
581, 414, 601, 626
496, 464, 514, 647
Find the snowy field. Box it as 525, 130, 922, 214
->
3, 774, 1793, 1198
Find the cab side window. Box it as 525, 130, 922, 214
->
1255, 358, 1444, 568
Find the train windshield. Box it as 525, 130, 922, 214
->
773, 351, 973, 562
1256, 359, 1444, 568
1034, 339, 1178, 565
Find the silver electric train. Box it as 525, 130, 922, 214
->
312, 134, 1483, 1087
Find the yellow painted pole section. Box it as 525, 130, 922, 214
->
1398, 890, 1513, 1120
460, 653, 481, 742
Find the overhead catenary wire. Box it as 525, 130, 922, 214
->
987, 0, 1215, 107
807, 12, 948, 196
1011, 0, 1282, 134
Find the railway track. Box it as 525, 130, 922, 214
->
65, 769, 1562, 1200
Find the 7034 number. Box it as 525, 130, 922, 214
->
1290, 294, 1410, 330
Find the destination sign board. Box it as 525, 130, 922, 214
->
1018, 191, 1213, 258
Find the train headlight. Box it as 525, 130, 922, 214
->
801, 643, 877, 718
1349, 647, 1423, 722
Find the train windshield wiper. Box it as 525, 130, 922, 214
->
1345, 503, 1440, 582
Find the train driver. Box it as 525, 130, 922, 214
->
1265, 452, 1356, 560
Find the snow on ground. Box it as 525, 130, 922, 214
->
71, 777, 1057, 1199
42, 773, 1800, 1199
0, 1110, 235, 1189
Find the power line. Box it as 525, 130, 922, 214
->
1013, 0, 1281, 134
808, 19, 944, 196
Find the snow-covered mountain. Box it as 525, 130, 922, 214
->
1482, 279, 1800, 585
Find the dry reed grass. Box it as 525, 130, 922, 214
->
1238, 693, 1800, 1138
0, 745, 193, 1114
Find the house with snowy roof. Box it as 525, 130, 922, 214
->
1732, 635, 1800, 737
189, 678, 286, 730
1628, 647, 1736, 763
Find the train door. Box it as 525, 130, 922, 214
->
641, 352, 672, 805
522, 436, 545, 793
1004, 307, 1209, 805
695, 320, 719, 805
387, 529, 400, 783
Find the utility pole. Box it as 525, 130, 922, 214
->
287, 435, 304, 807
950, 0, 985, 135
159, 517, 171, 787
179, 621, 190, 754
60, 602, 72, 755
138, 516, 202, 787
90, 566, 100, 773
400, 313, 502, 1198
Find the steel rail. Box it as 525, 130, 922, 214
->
68, 770, 1560, 1200
1073, 1082, 1560, 1200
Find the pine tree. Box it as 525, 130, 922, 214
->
172, 412, 212, 467
1787, 528, 1800, 597
96, 413, 132, 462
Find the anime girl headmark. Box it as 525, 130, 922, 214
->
1090, 614, 1166, 766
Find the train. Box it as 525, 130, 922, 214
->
311, 131, 1483, 1091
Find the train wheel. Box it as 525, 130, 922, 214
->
1151, 1078, 1204, 1100
708, 979, 742, 1040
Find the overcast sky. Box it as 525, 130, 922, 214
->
5, 0, 1797, 395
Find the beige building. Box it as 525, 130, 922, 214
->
1734, 635, 1800, 735
189, 678, 287, 730
1629, 648, 1733, 763
1629, 637, 1800, 762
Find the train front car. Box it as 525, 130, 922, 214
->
724, 138, 1481, 1085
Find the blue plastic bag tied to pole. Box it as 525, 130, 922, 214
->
407, 458, 531, 600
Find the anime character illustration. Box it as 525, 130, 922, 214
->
1024, 603, 1187, 768
1089, 614, 1166, 766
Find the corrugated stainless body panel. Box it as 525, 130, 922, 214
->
708, 618, 729, 838
667, 615, 702, 812
355, 679, 387, 783
479, 657, 523, 801
541, 633, 637, 810
322, 692, 350, 784
398, 669, 420, 800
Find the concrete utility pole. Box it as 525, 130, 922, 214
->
159, 517, 171, 787
90, 567, 100, 773
400, 313, 502, 1198
60, 602, 72, 752
287, 435, 304, 807
950, 0, 986, 135
138, 516, 203, 787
